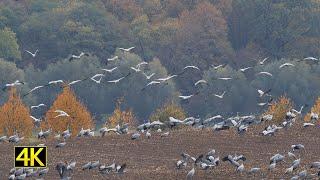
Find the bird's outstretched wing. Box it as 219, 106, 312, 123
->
25, 50, 33, 55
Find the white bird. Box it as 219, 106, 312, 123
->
68, 79, 82, 85
259, 57, 269, 65
107, 56, 118, 61
269, 161, 276, 171
91, 74, 105, 84
285, 166, 294, 174
54, 134, 61, 139
212, 64, 226, 70
292, 158, 301, 169
303, 57, 318, 61
310, 112, 319, 122
28, 86, 44, 94
136, 62, 148, 69
288, 151, 296, 159
240, 67, 252, 72
67, 161, 77, 170
55, 110, 70, 118
258, 102, 268, 107
249, 167, 261, 174
141, 81, 161, 91
194, 79, 207, 86
107, 76, 125, 83
146, 131, 151, 139
214, 91, 226, 99
203, 115, 223, 124
30, 116, 42, 123
69, 52, 89, 61
56, 142, 66, 148
183, 65, 200, 71
179, 94, 194, 100
130, 66, 141, 72
8, 174, 15, 180
310, 162, 320, 169
186, 167, 195, 180
3, 80, 24, 90
49, 80, 64, 85
270, 154, 285, 163
62, 129, 71, 138
102, 67, 118, 73
25, 49, 39, 57
146, 81, 161, 86
0, 136, 7, 142
176, 160, 187, 169
257, 72, 273, 77
237, 164, 245, 173
218, 77, 232, 80
298, 170, 307, 178
257, 89, 272, 97
261, 114, 273, 121
157, 75, 177, 82
279, 63, 295, 69
291, 105, 306, 115
303, 122, 315, 127
131, 132, 140, 140
143, 72, 155, 80
15, 173, 26, 179
119, 47, 135, 52
291, 144, 305, 152
31, 103, 46, 109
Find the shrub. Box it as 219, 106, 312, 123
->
42, 86, 94, 135
0, 88, 33, 136
107, 97, 137, 127
264, 95, 293, 124
304, 97, 320, 122
150, 101, 186, 123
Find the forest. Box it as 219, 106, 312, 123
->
0, 0, 320, 126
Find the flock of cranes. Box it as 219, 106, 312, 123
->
2, 48, 320, 107
0, 46, 320, 179
1, 103, 319, 179
176, 145, 320, 180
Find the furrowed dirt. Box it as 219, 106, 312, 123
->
0, 123, 319, 179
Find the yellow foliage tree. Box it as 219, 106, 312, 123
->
264, 96, 293, 124
43, 86, 93, 136
304, 97, 320, 122
0, 88, 33, 137
107, 97, 137, 127
150, 101, 186, 123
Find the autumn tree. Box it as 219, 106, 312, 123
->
173, 1, 233, 69
167, 1, 234, 94
43, 86, 93, 135
107, 97, 137, 127
0, 88, 33, 137
304, 97, 320, 122
264, 96, 293, 124
150, 101, 186, 123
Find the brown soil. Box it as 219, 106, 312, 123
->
0, 123, 319, 180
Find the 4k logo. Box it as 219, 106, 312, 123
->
15, 146, 47, 168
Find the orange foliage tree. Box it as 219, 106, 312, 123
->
42, 86, 93, 136
0, 88, 33, 137
107, 97, 137, 127
264, 96, 293, 124
304, 97, 320, 122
